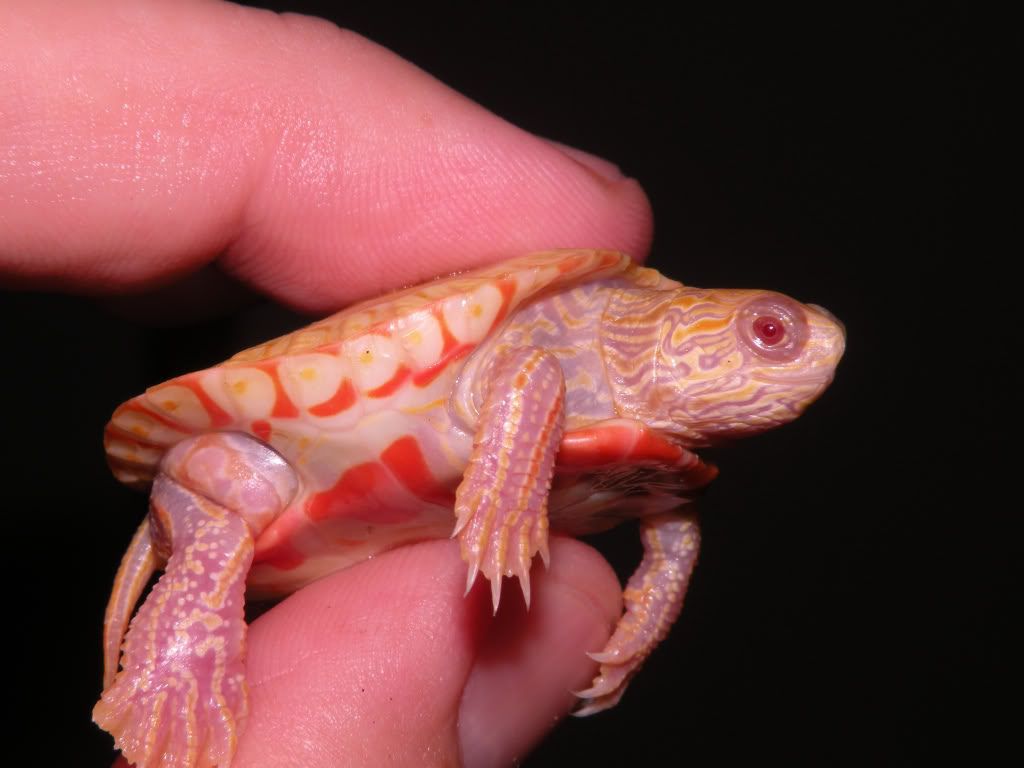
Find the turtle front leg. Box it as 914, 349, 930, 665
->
94, 433, 297, 768
455, 347, 565, 611
574, 510, 700, 715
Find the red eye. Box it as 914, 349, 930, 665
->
737, 295, 809, 362
753, 315, 784, 346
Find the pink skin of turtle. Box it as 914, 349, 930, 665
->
95, 249, 845, 768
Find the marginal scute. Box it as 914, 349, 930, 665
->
280, 326, 333, 356
143, 384, 213, 431
276, 353, 348, 412
345, 332, 404, 393
105, 436, 165, 467
339, 309, 378, 338
108, 407, 192, 446
443, 283, 503, 342
397, 310, 444, 369
221, 367, 277, 419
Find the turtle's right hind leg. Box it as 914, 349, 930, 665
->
94, 432, 298, 768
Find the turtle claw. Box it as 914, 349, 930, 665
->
572, 685, 629, 717
457, 502, 545, 611
585, 649, 620, 664
539, 536, 551, 570
451, 508, 470, 538
517, 571, 532, 611
464, 559, 480, 597
490, 572, 503, 614
463, 545, 534, 613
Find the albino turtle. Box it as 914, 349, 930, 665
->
94, 249, 844, 767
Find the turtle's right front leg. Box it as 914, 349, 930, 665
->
94, 433, 297, 768
454, 347, 565, 612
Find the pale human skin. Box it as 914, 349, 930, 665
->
1, 1, 654, 766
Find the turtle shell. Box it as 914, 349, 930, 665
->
102, 250, 650, 488
102, 249, 700, 592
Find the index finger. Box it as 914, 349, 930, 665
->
0, 0, 652, 312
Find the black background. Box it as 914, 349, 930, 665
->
4, 3, 1003, 765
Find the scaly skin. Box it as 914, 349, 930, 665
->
96, 434, 297, 768
97, 250, 845, 768
455, 347, 564, 610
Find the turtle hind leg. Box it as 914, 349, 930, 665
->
94, 476, 253, 768
455, 347, 564, 612
95, 432, 298, 768
573, 510, 700, 715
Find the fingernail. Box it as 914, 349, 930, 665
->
546, 140, 626, 184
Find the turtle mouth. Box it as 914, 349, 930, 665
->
750, 369, 835, 388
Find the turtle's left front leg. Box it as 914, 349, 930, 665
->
455, 347, 565, 611
573, 509, 700, 715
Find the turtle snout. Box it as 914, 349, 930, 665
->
807, 303, 846, 339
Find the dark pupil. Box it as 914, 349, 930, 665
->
753, 315, 784, 345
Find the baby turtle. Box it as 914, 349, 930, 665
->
95, 249, 845, 767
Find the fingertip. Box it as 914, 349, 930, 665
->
458, 538, 622, 767
236, 540, 484, 767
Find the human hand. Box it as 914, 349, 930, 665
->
2, 1, 651, 765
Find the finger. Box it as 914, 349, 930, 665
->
232, 538, 619, 768
1, 0, 652, 311
458, 538, 623, 767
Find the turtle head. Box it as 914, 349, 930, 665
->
608, 287, 845, 446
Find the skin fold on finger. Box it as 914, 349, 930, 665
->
1, 0, 653, 312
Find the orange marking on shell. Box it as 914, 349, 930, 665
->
630, 429, 688, 463
253, 531, 305, 571
251, 420, 271, 443
557, 252, 588, 274
366, 364, 411, 398
435, 305, 459, 355
308, 378, 357, 417
306, 461, 420, 524
175, 376, 233, 428
307, 462, 391, 522
409, 304, 476, 387
489, 279, 518, 331
250, 361, 300, 418
558, 424, 684, 466
105, 404, 194, 451
413, 344, 473, 387
380, 436, 456, 507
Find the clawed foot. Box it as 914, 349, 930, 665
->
456, 494, 550, 611
454, 347, 564, 612
94, 477, 254, 768
573, 512, 700, 715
